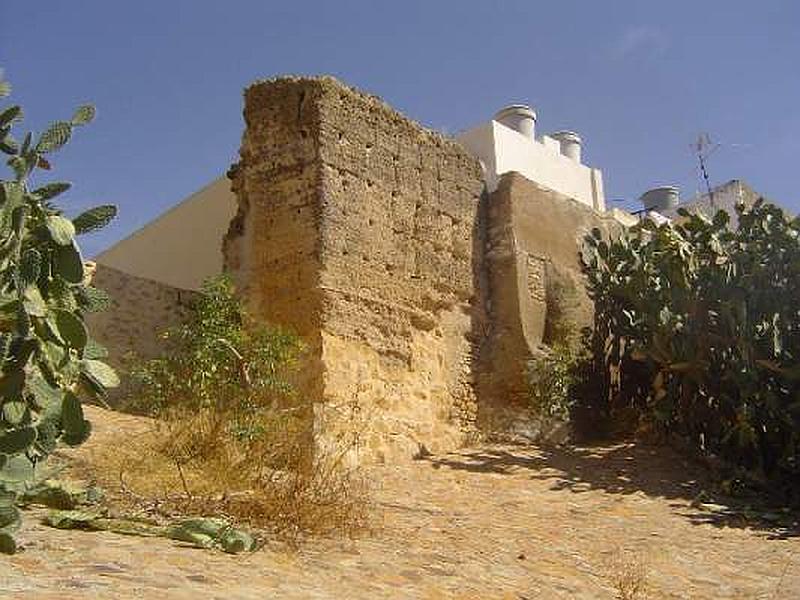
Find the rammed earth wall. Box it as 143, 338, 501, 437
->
478, 173, 621, 434
222, 76, 620, 460
95, 75, 621, 459
224, 77, 487, 461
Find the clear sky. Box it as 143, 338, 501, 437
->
2, 1, 798, 256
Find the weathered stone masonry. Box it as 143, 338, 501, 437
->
478, 173, 621, 433
87, 264, 196, 402
220, 76, 622, 461
224, 77, 487, 461
94, 75, 620, 461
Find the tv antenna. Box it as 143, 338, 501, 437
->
692, 133, 720, 206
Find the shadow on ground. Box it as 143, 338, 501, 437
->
422, 440, 799, 539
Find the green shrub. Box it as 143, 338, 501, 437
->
0, 72, 118, 552
527, 343, 579, 423
582, 200, 800, 495
120, 275, 368, 541
131, 274, 302, 434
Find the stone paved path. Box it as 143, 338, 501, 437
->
3, 407, 798, 599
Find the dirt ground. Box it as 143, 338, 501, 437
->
3, 406, 798, 599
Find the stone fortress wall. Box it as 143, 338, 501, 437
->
86, 264, 197, 402
95, 76, 617, 461
224, 78, 487, 461
478, 173, 621, 434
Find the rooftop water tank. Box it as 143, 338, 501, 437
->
494, 104, 537, 140
550, 130, 583, 163
640, 186, 679, 212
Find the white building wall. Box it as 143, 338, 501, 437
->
457, 120, 606, 212
95, 176, 237, 290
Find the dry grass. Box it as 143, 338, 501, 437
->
90, 403, 370, 545
603, 548, 651, 600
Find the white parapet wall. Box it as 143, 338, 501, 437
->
456, 119, 606, 212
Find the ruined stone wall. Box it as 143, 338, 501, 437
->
479, 172, 621, 432
223, 79, 327, 409
225, 77, 486, 461
87, 264, 196, 403
90, 76, 629, 453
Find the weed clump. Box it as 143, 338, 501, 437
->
603, 548, 650, 600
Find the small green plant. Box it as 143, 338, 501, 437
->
130, 274, 301, 424
128, 272, 305, 490
0, 72, 118, 553
527, 343, 579, 423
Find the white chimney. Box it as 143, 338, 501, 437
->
550, 130, 582, 163
494, 104, 537, 140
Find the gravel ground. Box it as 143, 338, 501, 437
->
3, 406, 798, 599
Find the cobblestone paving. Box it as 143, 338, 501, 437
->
3, 408, 798, 599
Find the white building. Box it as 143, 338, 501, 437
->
456, 105, 606, 212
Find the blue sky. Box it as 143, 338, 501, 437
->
2, 1, 798, 256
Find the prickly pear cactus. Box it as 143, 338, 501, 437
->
0, 72, 118, 552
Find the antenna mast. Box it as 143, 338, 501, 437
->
692, 133, 718, 207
